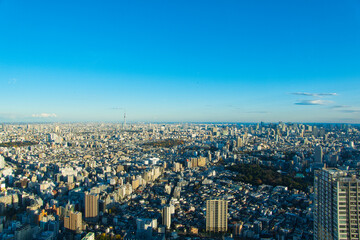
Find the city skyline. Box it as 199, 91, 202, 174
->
1, 1, 360, 123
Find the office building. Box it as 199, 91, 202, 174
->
206, 199, 228, 232
314, 168, 360, 240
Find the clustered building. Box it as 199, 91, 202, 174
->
0, 122, 358, 239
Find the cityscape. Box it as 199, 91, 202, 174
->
1, 1, 360, 239
0, 122, 359, 239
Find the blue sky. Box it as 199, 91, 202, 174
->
1, 0, 360, 123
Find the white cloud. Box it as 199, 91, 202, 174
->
330, 105, 350, 109
329, 105, 360, 113
295, 100, 333, 105
32, 113, 57, 118
291, 92, 337, 97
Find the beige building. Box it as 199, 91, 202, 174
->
188, 156, 207, 168
64, 211, 82, 232
206, 199, 228, 232
162, 205, 171, 229
85, 193, 99, 220
197, 156, 207, 167
132, 178, 140, 190
314, 168, 360, 240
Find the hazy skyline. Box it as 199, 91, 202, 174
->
1, 0, 360, 123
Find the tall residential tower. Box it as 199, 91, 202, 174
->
314, 168, 360, 240
206, 199, 228, 232
85, 193, 99, 221
162, 205, 171, 230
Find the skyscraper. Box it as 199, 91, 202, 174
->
85, 193, 99, 221
314, 168, 360, 240
206, 199, 228, 232
314, 145, 323, 163
162, 205, 171, 230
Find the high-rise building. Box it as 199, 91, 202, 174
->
237, 136, 243, 148
314, 145, 323, 163
162, 205, 171, 229
206, 199, 228, 232
85, 193, 99, 221
0, 155, 5, 169
314, 168, 360, 240
64, 211, 82, 232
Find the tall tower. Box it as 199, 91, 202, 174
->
314, 168, 360, 240
206, 199, 228, 232
85, 193, 99, 221
314, 145, 323, 163
123, 112, 126, 129
162, 205, 171, 229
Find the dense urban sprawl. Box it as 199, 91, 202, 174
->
0, 122, 359, 240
